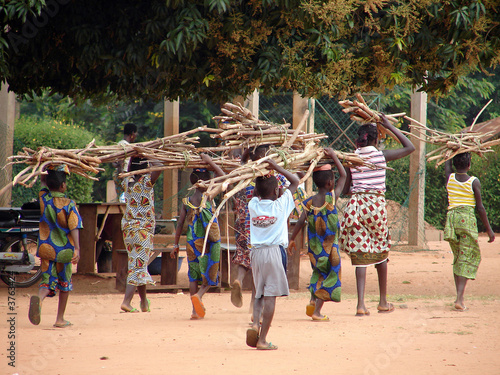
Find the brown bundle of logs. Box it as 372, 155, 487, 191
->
338, 93, 403, 142
1, 102, 383, 196
212, 102, 327, 152
404, 121, 500, 167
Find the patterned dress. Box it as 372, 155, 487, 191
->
121, 174, 155, 286
444, 174, 481, 279
340, 146, 390, 266
183, 197, 221, 286
38, 188, 83, 295
303, 192, 341, 302
232, 183, 254, 269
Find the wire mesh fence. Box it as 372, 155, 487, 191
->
258, 92, 293, 124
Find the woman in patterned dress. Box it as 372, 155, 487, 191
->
340, 114, 415, 316
173, 154, 225, 319
120, 157, 162, 313
289, 148, 346, 321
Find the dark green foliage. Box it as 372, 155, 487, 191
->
2, 1, 500, 103
12, 116, 97, 206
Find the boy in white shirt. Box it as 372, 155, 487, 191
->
246, 159, 299, 350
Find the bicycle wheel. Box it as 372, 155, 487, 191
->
0, 234, 42, 287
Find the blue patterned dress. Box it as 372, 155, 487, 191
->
183, 197, 221, 286
303, 192, 341, 302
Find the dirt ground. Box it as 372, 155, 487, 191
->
1, 235, 499, 375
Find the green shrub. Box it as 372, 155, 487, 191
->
12, 116, 98, 206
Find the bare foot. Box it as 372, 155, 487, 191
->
454, 303, 467, 311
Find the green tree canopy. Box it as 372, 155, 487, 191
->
1, 0, 499, 103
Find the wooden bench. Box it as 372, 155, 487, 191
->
115, 245, 184, 291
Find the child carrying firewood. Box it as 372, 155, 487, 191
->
172, 154, 225, 319
444, 153, 495, 311
230, 145, 289, 311
288, 148, 346, 321
246, 158, 299, 350
120, 157, 163, 313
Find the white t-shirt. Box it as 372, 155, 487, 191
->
248, 189, 295, 249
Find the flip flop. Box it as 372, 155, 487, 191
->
355, 309, 370, 317
28, 295, 41, 325
311, 315, 330, 322
53, 321, 72, 328
377, 303, 395, 313
121, 307, 140, 313
191, 295, 206, 318
306, 302, 315, 317
246, 328, 259, 348
257, 342, 278, 350
141, 299, 151, 312
190, 314, 204, 320
231, 280, 243, 308
454, 304, 467, 312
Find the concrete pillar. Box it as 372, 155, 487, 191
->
163, 99, 180, 219
0, 83, 16, 207
408, 90, 427, 246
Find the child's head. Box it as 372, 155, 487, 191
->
46, 170, 67, 191
356, 124, 378, 148
190, 168, 211, 185
45, 164, 70, 191
129, 157, 149, 173
313, 167, 334, 190
453, 152, 471, 170
255, 174, 278, 200
250, 144, 271, 161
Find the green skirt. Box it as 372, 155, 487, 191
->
444, 206, 481, 279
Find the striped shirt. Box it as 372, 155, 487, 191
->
447, 174, 477, 209
351, 146, 387, 192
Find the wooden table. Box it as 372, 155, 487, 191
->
77, 203, 126, 288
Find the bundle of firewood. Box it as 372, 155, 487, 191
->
212, 102, 326, 151
1, 102, 385, 197
405, 122, 500, 167
338, 93, 403, 142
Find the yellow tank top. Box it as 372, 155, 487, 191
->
447, 174, 477, 209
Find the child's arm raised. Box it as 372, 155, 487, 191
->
266, 158, 299, 194
324, 148, 347, 202
445, 159, 453, 182
172, 204, 187, 258
472, 179, 495, 243
149, 160, 163, 185
379, 113, 415, 162
200, 153, 225, 177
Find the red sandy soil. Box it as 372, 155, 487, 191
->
1, 235, 499, 375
